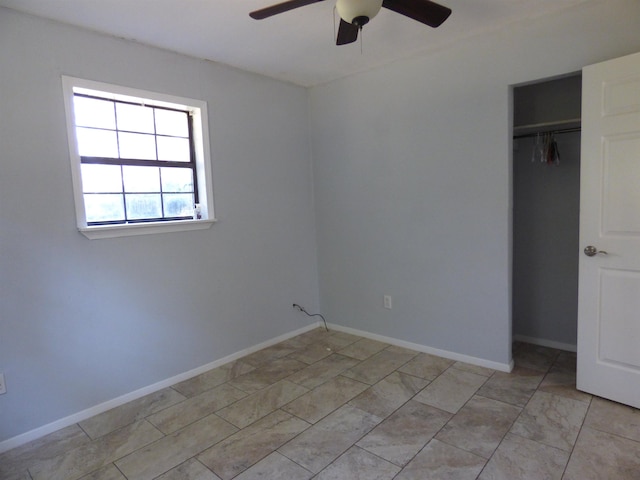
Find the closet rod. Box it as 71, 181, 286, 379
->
513, 126, 581, 139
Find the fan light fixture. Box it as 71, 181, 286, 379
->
336, 0, 383, 27
249, 0, 452, 46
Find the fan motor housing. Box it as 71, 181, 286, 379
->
352, 15, 370, 27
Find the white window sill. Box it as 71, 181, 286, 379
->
79, 219, 217, 239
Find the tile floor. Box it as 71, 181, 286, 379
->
2, 328, 640, 480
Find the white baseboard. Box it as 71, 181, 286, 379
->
2, 320, 516, 454
513, 334, 577, 352
328, 323, 514, 373
0, 322, 320, 454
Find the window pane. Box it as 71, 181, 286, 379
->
73, 96, 116, 129
161, 167, 193, 192
81, 164, 123, 193
76, 127, 119, 158
123, 166, 160, 193
155, 109, 189, 137
157, 136, 190, 162
163, 193, 194, 217
118, 132, 156, 160
116, 103, 155, 134
84, 194, 125, 222
126, 194, 162, 220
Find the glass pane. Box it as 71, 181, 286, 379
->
73, 96, 116, 129
157, 136, 190, 162
81, 164, 123, 193
163, 193, 195, 217
155, 109, 189, 137
76, 127, 118, 158
125, 194, 162, 220
118, 132, 156, 160
116, 103, 155, 134
122, 166, 160, 193
84, 194, 125, 223
161, 167, 193, 193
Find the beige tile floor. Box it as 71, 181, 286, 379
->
2, 328, 640, 479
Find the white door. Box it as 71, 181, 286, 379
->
577, 51, 640, 408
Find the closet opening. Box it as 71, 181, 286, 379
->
511, 73, 582, 354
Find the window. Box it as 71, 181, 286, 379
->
62, 77, 215, 239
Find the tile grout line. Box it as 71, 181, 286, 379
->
324, 361, 489, 478
559, 395, 593, 480
496, 350, 579, 480
190, 343, 373, 478
270, 346, 420, 478
400, 349, 559, 479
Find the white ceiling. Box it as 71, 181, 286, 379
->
0, 0, 590, 87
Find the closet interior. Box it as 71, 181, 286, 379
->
512, 74, 582, 351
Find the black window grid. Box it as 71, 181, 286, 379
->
75, 93, 200, 225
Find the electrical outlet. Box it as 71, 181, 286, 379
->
384, 295, 392, 309
0, 373, 6, 395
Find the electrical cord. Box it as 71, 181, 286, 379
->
293, 304, 328, 331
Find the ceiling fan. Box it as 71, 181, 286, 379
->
250, 0, 452, 45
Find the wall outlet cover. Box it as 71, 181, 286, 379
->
384, 295, 392, 309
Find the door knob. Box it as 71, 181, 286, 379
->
584, 246, 608, 257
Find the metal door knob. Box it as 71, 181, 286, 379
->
584, 246, 608, 257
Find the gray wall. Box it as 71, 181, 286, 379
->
309, 0, 640, 365
512, 77, 582, 347
0, 8, 319, 442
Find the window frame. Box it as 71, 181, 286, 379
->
62, 76, 216, 239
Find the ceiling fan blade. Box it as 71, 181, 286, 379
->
382, 0, 451, 28
250, 0, 324, 19
336, 19, 359, 45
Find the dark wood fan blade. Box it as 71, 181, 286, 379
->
336, 19, 359, 45
382, 0, 451, 27
250, 0, 324, 19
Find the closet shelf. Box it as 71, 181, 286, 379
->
513, 118, 581, 138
